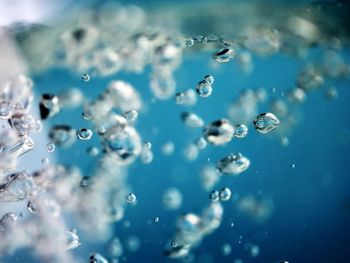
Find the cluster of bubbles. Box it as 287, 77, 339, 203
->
209, 187, 232, 202
1, 0, 349, 262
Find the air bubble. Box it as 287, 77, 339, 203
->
234, 124, 248, 138
196, 81, 213, 98
203, 119, 234, 145
219, 187, 232, 201
217, 153, 250, 175
181, 112, 204, 128
46, 142, 55, 153
209, 190, 220, 202
125, 193, 137, 205
82, 73, 91, 82
77, 128, 93, 140
65, 229, 81, 251
212, 47, 235, 63
253, 113, 280, 134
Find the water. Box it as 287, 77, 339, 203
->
0, 0, 350, 263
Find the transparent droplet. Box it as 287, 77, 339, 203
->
65, 229, 81, 251
104, 125, 142, 165
109, 238, 123, 258
253, 113, 280, 134
125, 193, 137, 205
87, 146, 99, 156
82, 73, 91, 82
163, 188, 182, 210
181, 112, 204, 128
203, 75, 214, 84
222, 243, 232, 256
209, 190, 220, 202
39, 93, 60, 120
234, 124, 248, 138
1, 212, 18, 227
217, 153, 250, 175
162, 141, 175, 156
126, 235, 140, 252
203, 119, 235, 145
77, 128, 93, 140
46, 142, 55, 153
297, 69, 324, 91
194, 137, 207, 150
212, 47, 235, 63
123, 110, 138, 122
196, 81, 213, 98
219, 187, 232, 201
185, 37, 194, 47
49, 125, 76, 148
89, 253, 108, 263
27, 200, 39, 214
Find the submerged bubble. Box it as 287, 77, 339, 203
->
39, 93, 60, 120
194, 137, 207, 150
162, 141, 175, 156
46, 142, 55, 153
222, 243, 232, 256
65, 229, 81, 251
126, 235, 141, 252
49, 125, 76, 148
89, 253, 108, 263
253, 113, 280, 134
196, 81, 213, 98
203, 75, 214, 84
203, 119, 235, 145
109, 237, 123, 258
125, 193, 137, 205
181, 112, 204, 128
219, 187, 232, 201
104, 125, 142, 165
209, 190, 220, 202
82, 73, 91, 82
87, 146, 99, 156
163, 188, 182, 210
154, 216, 160, 223
217, 153, 250, 175
77, 128, 93, 140
175, 89, 197, 106
27, 200, 39, 214
212, 47, 235, 63
234, 124, 248, 138
123, 110, 138, 122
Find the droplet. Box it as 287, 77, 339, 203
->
65, 229, 81, 251
212, 47, 235, 63
123, 110, 138, 122
104, 125, 142, 165
203, 75, 214, 84
87, 146, 99, 156
196, 81, 213, 98
125, 193, 137, 205
194, 137, 207, 150
89, 253, 108, 263
39, 93, 60, 120
219, 187, 232, 201
46, 142, 55, 153
82, 73, 91, 82
162, 141, 175, 156
203, 119, 235, 145
234, 124, 248, 138
77, 128, 93, 140
181, 112, 204, 128
209, 190, 220, 202
49, 125, 76, 148
154, 216, 159, 223
222, 243, 232, 256
163, 188, 182, 210
217, 153, 250, 175
253, 113, 280, 134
